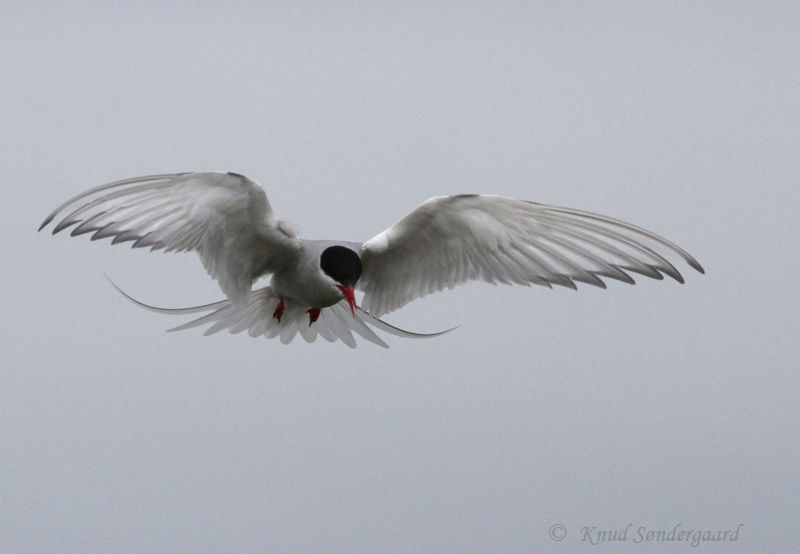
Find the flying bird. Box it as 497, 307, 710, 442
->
40, 172, 704, 348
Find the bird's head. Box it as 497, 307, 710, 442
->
320, 245, 362, 316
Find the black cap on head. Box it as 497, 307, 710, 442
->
320, 246, 362, 287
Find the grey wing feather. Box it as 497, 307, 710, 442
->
358, 195, 704, 316
40, 172, 302, 302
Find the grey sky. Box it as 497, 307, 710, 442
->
3, 2, 798, 552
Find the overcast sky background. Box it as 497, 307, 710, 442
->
3, 2, 798, 552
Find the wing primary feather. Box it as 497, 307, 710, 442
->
541, 215, 680, 281
523, 239, 606, 288
507, 243, 572, 288
69, 211, 112, 237
42, 175, 181, 232
540, 204, 705, 273
534, 232, 634, 286
534, 217, 667, 281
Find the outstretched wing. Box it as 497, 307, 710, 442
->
40, 172, 301, 302
358, 195, 704, 316
109, 281, 454, 349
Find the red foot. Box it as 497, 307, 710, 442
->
272, 299, 285, 322
307, 307, 321, 325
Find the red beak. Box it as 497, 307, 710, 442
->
337, 285, 357, 317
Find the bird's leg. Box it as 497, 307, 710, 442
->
307, 307, 321, 325
272, 299, 285, 322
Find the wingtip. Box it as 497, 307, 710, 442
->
38, 216, 53, 232
688, 258, 705, 274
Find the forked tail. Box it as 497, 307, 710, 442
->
106, 277, 456, 348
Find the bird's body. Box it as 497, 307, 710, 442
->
40, 171, 704, 347
271, 242, 349, 309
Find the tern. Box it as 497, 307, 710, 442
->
40, 172, 704, 348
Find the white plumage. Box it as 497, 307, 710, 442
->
41, 172, 703, 347
359, 194, 703, 315
40, 172, 301, 302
